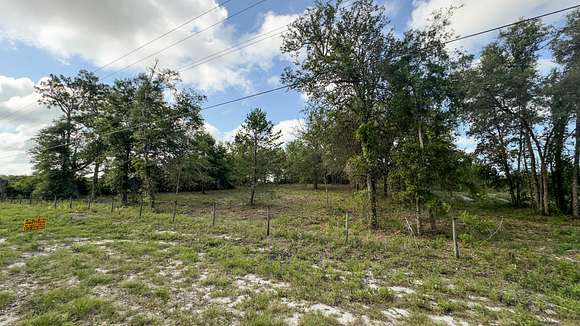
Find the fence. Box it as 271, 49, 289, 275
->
0, 194, 462, 256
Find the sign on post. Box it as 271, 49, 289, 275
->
23, 218, 47, 231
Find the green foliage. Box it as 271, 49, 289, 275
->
458, 211, 499, 243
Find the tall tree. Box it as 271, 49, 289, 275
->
553, 9, 580, 217
282, 0, 394, 228
32, 70, 104, 197
233, 108, 281, 205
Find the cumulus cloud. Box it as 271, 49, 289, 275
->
273, 119, 303, 145
220, 118, 303, 145
0, 75, 61, 175
0, 1, 297, 92
408, 0, 578, 51
203, 122, 221, 140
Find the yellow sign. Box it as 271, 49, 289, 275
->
23, 218, 47, 231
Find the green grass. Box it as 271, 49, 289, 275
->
0, 184, 578, 325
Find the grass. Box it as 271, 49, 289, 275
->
0, 184, 578, 325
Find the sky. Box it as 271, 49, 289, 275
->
0, 0, 577, 175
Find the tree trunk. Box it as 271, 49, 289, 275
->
540, 160, 549, 215
574, 112, 579, 218
526, 135, 541, 212
367, 173, 378, 229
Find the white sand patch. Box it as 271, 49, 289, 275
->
388, 286, 415, 297
308, 303, 354, 324
7, 262, 25, 269
382, 308, 409, 321
235, 274, 289, 292
286, 312, 302, 326
155, 230, 177, 235
429, 315, 469, 326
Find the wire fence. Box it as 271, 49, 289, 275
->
0, 192, 466, 256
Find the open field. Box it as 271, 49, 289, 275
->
0, 185, 578, 325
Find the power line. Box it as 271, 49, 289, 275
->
445, 4, 580, 44
0, 85, 292, 161
93, 0, 236, 73
0, 0, 237, 121
2, 3, 580, 162
100, 0, 269, 80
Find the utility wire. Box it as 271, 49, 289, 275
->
445, 4, 580, 44
0, 0, 238, 121
94, 0, 235, 73
2, 3, 580, 161
0, 85, 291, 161
100, 0, 269, 80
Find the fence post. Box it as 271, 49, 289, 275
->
53, 196, 57, 209
345, 211, 350, 244
88, 196, 92, 210
29, 194, 33, 205
69, 196, 73, 209
139, 198, 144, 218
452, 216, 460, 259
266, 206, 271, 237
19, 197, 22, 205
111, 197, 115, 213
212, 202, 216, 227
172, 200, 177, 223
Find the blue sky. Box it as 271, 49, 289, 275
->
0, 0, 576, 174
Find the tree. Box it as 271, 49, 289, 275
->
464, 19, 554, 215
131, 66, 204, 207
282, 0, 395, 228
553, 9, 580, 217
233, 108, 281, 205
387, 9, 466, 233
32, 70, 105, 198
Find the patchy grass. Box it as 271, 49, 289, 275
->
0, 184, 578, 325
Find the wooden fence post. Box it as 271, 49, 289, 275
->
88, 196, 92, 210
212, 202, 216, 227
29, 195, 33, 205
266, 206, 271, 237
172, 200, 177, 223
69, 196, 73, 209
111, 197, 115, 213
452, 216, 460, 259
345, 211, 350, 244
53, 196, 57, 209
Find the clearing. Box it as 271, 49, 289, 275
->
0, 185, 578, 325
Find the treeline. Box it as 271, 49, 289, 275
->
278, 0, 579, 226
20, 67, 315, 205
13, 0, 580, 224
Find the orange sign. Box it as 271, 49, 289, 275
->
23, 218, 47, 231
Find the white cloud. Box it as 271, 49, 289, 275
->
408, 0, 578, 51
454, 135, 476, 153
221, 118, 303, 145
273, 119, 303, 145
0, 75, 61, 175
267, 75, 281, 86
537, 57, 560, 75
203, 122, 221, 140
0, 1, 298, 92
